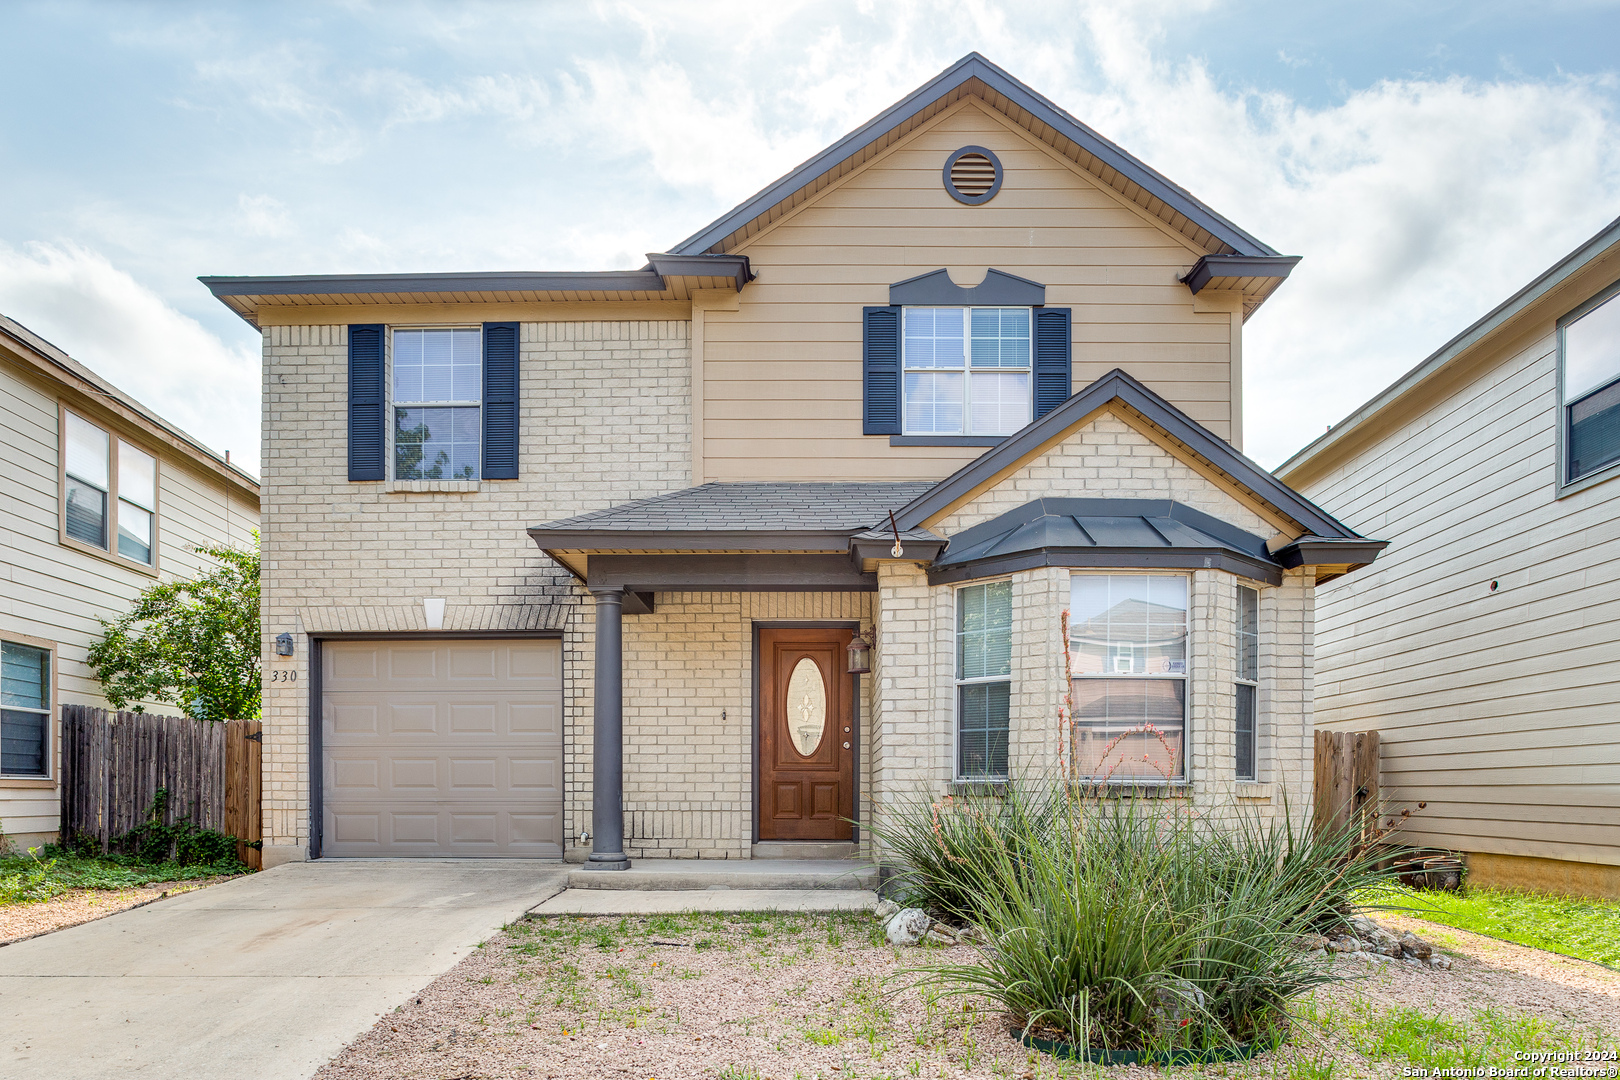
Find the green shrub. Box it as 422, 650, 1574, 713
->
877, 783, 1400, 1054
0, 848, 61, 905
114, 788, 251, 868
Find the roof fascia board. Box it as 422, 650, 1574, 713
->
927, 548, 1283, 587
1181, 254, 1302, 295
0, 317, 260, 496
668, 53, 1277, 259
645, 253, 754, 290
200, 270, 668, 298
586, 553, 877, 592
525, 528, 855, 552
1277, 214, 1620, 482
896, 369, 1357, 539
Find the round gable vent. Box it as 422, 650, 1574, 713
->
943, 145, 1003, 205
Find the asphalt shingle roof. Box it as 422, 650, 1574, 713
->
533, 482, 939, 534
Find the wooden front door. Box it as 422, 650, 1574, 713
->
758, 628, 854, 841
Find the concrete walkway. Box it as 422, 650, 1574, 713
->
0, 859, 567, 1080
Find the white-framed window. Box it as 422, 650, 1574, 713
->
1561, 282, 1620, 486
956, 579, 1012, 779
392, 326, 482, 480
1068, 573, 1188, 782
903, 306, 1031, 436
60, 407, 159, 568
1236, 585, 1259, 781
2, 639, 52, 778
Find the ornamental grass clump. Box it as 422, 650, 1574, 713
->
876, 784, 1399, 1056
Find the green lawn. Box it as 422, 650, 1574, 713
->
1386, 884, 1620, 968
0, 848, 250, 905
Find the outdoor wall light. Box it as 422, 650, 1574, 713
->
846, 628, 872, 675
274, 633, 294, 657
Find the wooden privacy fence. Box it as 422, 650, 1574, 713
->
1313, 728, 1380, 844
59, 705, 262, 869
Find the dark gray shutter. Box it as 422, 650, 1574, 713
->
347, 324, 385, 481
1033, 307, 1072, 418
862, 305, 902, 435
482, 322, 519, 480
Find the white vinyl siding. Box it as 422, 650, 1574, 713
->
1302, 306, 1620, 868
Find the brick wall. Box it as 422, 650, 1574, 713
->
259, 320, 691, 861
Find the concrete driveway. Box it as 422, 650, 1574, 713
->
0, 859, 567, 1080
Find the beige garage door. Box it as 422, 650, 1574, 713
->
321, 639, 562, 858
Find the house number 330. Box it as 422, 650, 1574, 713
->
269, 669, 299, 683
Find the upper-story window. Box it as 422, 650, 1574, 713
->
1562, 283, 1620, 485
902, 307, 1030, 436
61, 408, 158, 567
393, 327, 482, 480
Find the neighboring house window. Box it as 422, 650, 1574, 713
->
1236, 585, 1259, 781
1562, 284, 1620, 484
61, 409, 158, 567
1069, 574, 1188, 781
1, 641, 50, 777
393, 327, 482, 480
956, 580, 1012, 779
903, 307, 1030, 436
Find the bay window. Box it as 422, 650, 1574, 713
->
1236, 585, 1259, 781
956, 580, 1012, 779
1069, 574, 1188, 781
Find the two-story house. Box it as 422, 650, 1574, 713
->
1, 315, 260, 850
205, 54, 1382, 869
1279, 215, 1620, 899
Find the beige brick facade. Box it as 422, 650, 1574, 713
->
258, 320, 691, 862
259, 326, 1317, 864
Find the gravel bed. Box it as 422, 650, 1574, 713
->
0, 880, 225, 945
315, 910, 1620, 1080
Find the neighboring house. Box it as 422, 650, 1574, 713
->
0, 315, 260, 850
1278, 215, 1620, 899
204, 54, 1382, 868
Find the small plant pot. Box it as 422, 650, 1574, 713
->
1017, 1030, 1279, 1066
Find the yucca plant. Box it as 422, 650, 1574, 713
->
877, 783, 1400, 1055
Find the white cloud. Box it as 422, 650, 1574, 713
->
237, 193, 291, 238
0, 241, 261, 474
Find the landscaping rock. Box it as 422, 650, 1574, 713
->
954, 925, 984, 945
1295, 933, 1331, 952
1349, 915, 1380, 937
1427, 954, 1453, 970
885, 908, 932, 947
1329, 935, 1357, 953
923, 927, 957, 947
874, 898, 901, 921
1150, 976, 1207, 1037
1400, 931, 1432, 960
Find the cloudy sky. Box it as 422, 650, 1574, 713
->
3, 1, 1618, 475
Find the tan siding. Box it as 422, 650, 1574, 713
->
701, 100, 1236, 482
1303, 315, 1620, 868
0, 358, 259, 843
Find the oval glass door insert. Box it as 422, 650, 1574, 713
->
786, 657, 827, 757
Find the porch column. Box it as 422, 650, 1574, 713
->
585, 587, 631, 869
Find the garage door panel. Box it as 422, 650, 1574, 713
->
321, 639, 562, 858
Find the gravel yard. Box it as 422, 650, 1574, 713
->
315, 908, 1620, 1080
0, 878, 225, 945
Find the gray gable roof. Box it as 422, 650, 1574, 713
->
669, 53, 1280, 260
894, 367, 1364, 541
929, 498, 1285, 585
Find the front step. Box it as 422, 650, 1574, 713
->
750, 841, 857, 860
567, 858, 878, 892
